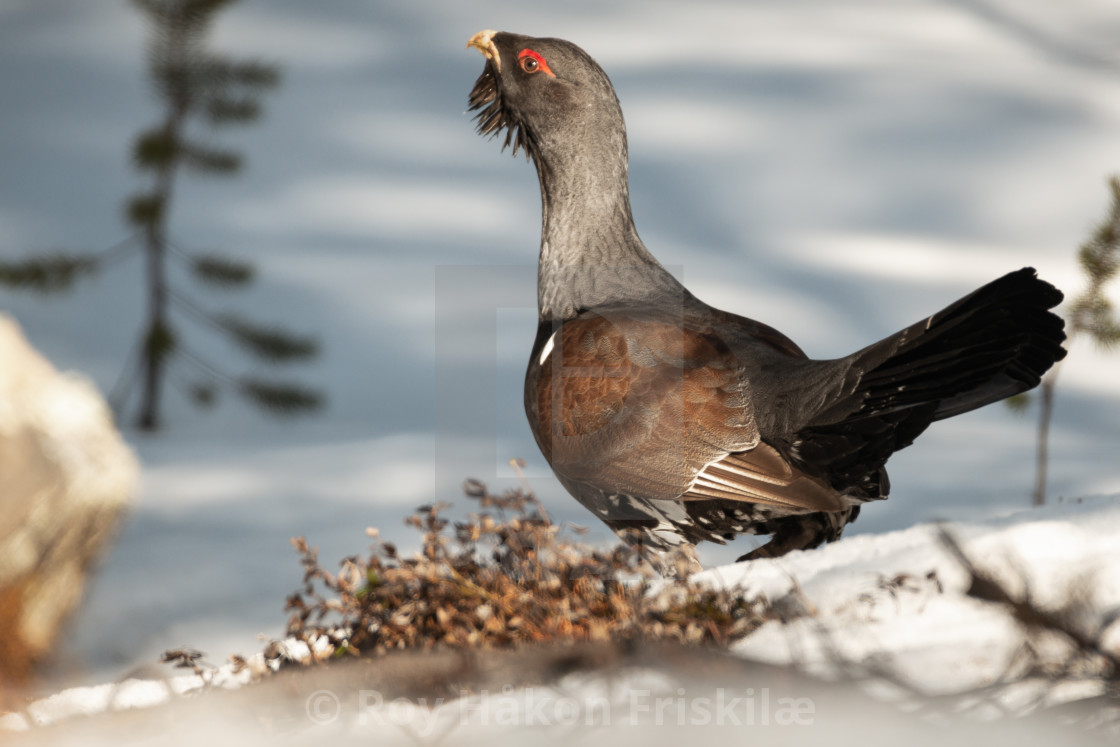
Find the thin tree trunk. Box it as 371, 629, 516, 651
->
1032, 368, 1059, 506
135, 141, 177, 431
136, 221, 167, 431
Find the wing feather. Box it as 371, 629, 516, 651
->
684, 444, 845, 513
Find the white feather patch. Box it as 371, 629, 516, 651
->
538, 331, 557, 366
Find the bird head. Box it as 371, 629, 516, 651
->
466, 30, 625, 164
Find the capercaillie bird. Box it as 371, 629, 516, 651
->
466, 30, 1066, 569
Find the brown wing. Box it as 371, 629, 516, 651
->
684, 443, 845, 512
529, 308, 843, 514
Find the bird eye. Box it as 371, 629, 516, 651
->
518, 48, 554, 76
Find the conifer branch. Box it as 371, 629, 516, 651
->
216, 314, 319, 362
237, 378, 324, 415
0, 253, 99, 294
179, 141, 242, 174
205, 96, 261, 125
190, 253, 254, 287
1068, 176, 1120, 350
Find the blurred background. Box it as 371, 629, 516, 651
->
1, 0, 1118, 689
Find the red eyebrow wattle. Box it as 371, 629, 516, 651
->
518, 48, 555, 76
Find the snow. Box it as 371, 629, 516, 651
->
721, 496, 1120, 690
1, 0, 1119, 741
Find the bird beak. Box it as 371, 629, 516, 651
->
467, 29, 501, 73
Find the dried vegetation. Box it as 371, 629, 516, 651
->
282, 478, 768, 659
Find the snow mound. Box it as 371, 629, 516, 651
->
713, 495, 1120, 699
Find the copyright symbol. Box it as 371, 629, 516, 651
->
306, 690, 342, 725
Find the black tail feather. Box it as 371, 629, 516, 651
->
849, 267, 1064, 420
794, 267, 1066, 498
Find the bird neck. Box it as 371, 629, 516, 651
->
533, 129, 686, 321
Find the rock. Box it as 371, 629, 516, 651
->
0, 314, 138, 687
